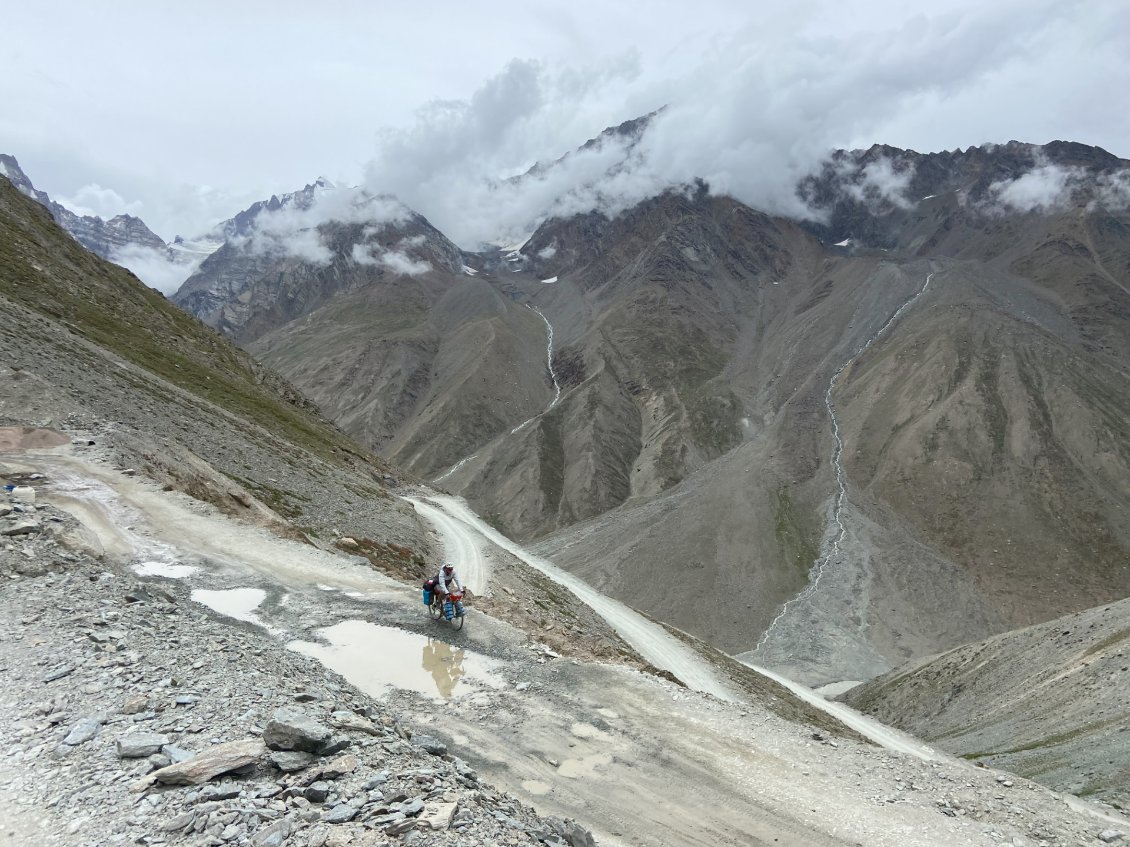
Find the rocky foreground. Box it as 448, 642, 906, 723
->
0, 485, 596, 847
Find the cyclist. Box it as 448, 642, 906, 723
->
434, 563, 465, 619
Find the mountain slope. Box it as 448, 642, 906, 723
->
842, 596, 1130, 807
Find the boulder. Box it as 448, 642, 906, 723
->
411, 735, 447, 756
162, 745, 195, 764
264, 707, 333, 753
319, 753, 359, 780
323, 804, 356, 824
116, 732, 170, 758
11, 486, 35, 504
421, 801, 458, 831
329, 711, 380, 735
268, 750, 315, 772
304, 781, 331, 804
250, 820, 291, 847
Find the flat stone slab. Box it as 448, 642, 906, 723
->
133, 738, 265, 790
2, 519, 40, 536
63, 716, 102, 746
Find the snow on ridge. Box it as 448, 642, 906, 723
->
541, 276, 558, 284
462, 265, 479, 276
833, 238, 852, 247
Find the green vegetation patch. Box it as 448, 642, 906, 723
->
771, 487, 821, 578
342, 537, 429, 582
537, 408, 566, 514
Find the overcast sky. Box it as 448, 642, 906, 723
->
2, 0, 1127, 245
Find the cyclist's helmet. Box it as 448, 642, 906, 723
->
443, 563, 455, 574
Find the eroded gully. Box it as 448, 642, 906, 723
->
752, 272, 936, 660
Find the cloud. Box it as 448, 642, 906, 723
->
238, 186, 414, 266
377, 250, 432, 276
351, 237, 432, 276
56, 182, 143, 219
843, 159, 916, 210
110, 244, 202, 294
978, 156, 1130, 215
1092, 170, 1130, 212
984, 162, 1075, 213
359, 0, 1127, 248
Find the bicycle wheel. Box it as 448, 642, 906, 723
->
451, 611, 464, 630
427, 599, 442, 620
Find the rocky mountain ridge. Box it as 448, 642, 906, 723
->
0, 153, 167, 259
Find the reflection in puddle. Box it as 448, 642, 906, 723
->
134, 561, 198, 579
422, 638, 465, 698
288, 620, 497, 701
191, 588, 266, 624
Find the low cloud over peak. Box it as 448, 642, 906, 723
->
359, 1, 1128, 248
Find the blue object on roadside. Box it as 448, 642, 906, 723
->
3, 485, 13, 492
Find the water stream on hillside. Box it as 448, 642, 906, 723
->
434, 303, 562, 480
509, 305, 561, 434
752, 272, 936, 662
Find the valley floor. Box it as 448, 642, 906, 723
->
1, 439, 1126, 847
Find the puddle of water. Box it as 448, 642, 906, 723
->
288, 620, 499, 701
133, 561, 198, 579
558, 753, 612, 779
191, 588, 267, 624
522, 780, 551, 796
